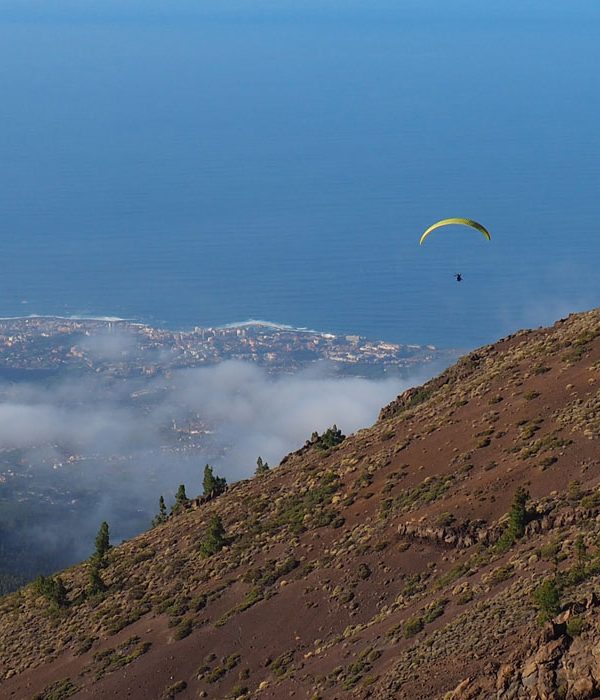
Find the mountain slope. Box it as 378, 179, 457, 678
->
2, 310, 600, 699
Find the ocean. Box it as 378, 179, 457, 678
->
1, 0, 599, 348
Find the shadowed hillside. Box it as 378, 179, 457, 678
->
3, 310, 600, 699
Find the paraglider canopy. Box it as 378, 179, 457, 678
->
419, 218, 491, 245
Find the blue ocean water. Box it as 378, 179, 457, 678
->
1, 0, 599, 347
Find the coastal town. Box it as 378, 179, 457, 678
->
0, 316, 458, 589
0, 316, 456, 376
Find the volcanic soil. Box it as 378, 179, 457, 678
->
3, 310, 600, 699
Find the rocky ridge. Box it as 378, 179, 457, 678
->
2, 310, 600, 699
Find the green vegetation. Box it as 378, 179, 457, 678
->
32, 575, 69, 609
357, 563, 371, 580
173, 617, 194, 640
488, 565, 514, 586
199, 515, 227, 558
434, 563, 469, 590
171, 484, 189, 513
255, 456, 270, 475
93, 521, 111, 567
539, 539, 561, 563
92, 636, 152, 677
436, 512, 456, 527
74, 636, 97, 656
336, 647, 381, 690
575, 533, 587, 568
566, 616, 585, 637
404, 387, 434, 411
495, 487, 530, 553
152, 496, 168, 526
88, 562, 106, 596
532, 578, 561, 623
403, 616, 424, 638
270, 650, 295, 677
163, 680, 187, 698
312, 424, 345, 451
568, 480, 582, 502
387, 474, 457, 517
423, 598, 447, 623
269, 470, 341, 535
88, 520, 111, 596
203, 464, 227, 498
33, 678, 78, 700
243, 557, 299, 589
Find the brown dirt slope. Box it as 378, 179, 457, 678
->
3, 309, 600, 700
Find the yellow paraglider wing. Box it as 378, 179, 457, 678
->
419, 218, 491, 245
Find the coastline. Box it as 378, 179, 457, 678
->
0, 314, 458, 353
0, 315, 344, 340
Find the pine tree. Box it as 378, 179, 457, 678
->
532, 578, 561, 622
508, 486, 529, 539
171, 485, 189, 514
495, 486, 530, 553
312, 425, 346, 451
255, 456, 270, 476
199, 515, 226, 558
93, 521, 111, 567
175, 484, 188, 505
88, 560, 105, 596
152, 495, 168, 527
203, 464, 227, 498
54, 576, 69, 608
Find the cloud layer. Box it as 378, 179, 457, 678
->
0, 359, 433, 569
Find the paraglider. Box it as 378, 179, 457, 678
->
419, 218, 491, 282
419, 218, 491, 246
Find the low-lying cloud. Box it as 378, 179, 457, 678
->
0, 359, 435, 570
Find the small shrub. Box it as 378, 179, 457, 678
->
539, 540, 561, 561
33, 575, 69, 609
404, 616, 424, 637
207, 666, 226, 683
568, 480, 582, 502
434, 563, 468, 590
436, 512, 455, 527
33, 678, 78, 700
581, 492, 600, 509
566, 616, 585, 637
173, 618, 193, 640
271, 650, 294, 677
423, 598, 447, 624
357, 563, 371, 580
74, 636, 97, 656
224, 653, 241, 670
455, 589, 474, 605
489, 565, 514, 585
539, 455, 558, 470
163, 680, 187, 698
